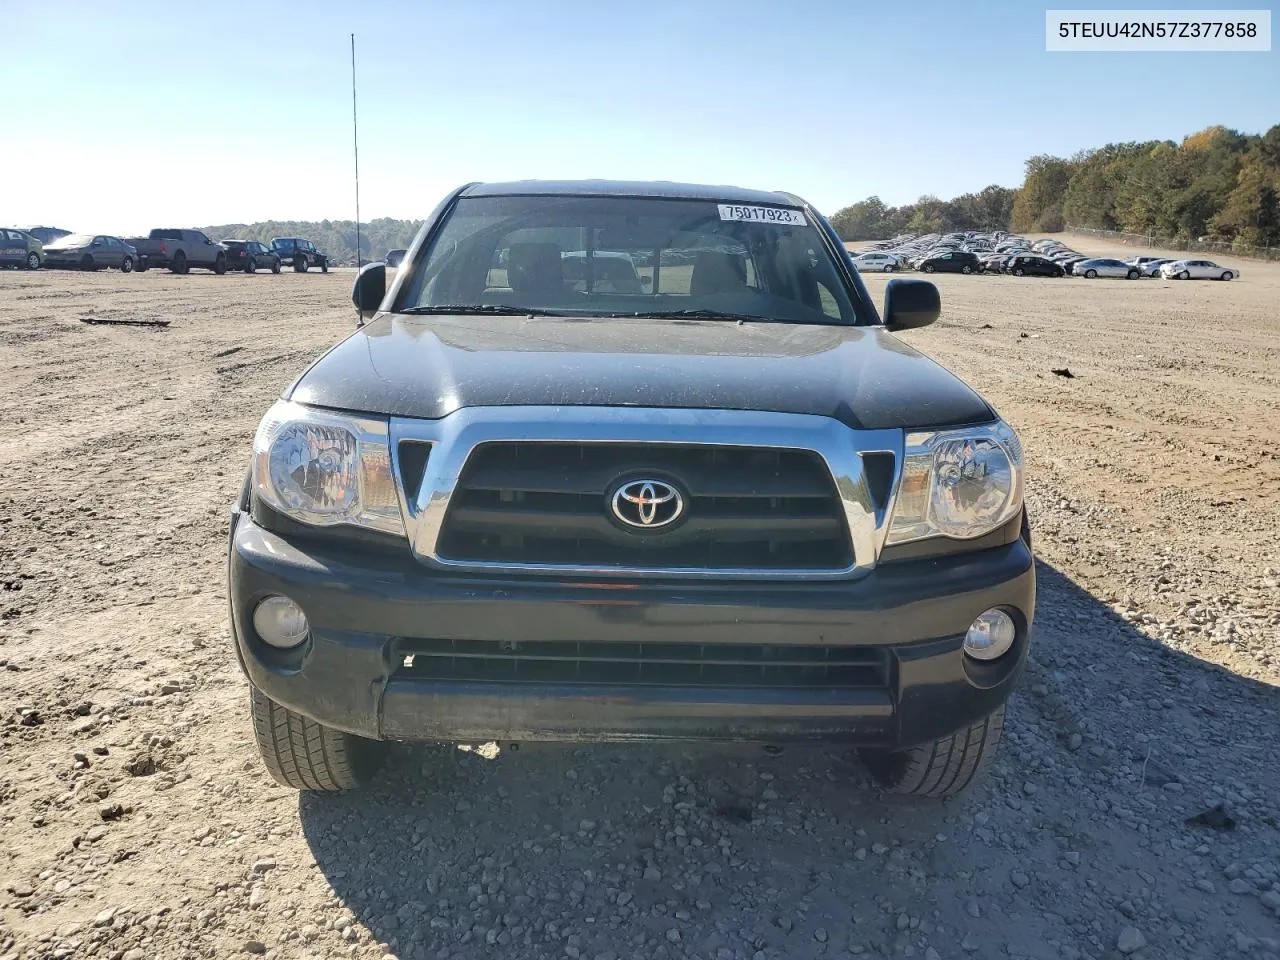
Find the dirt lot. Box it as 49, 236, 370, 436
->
2, 237, 1278, 960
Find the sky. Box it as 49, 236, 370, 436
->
2, 0, 1276, 235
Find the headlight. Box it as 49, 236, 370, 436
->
885, 421, 1023, 544
252, 400, 404, 536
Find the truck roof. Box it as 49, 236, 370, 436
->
460, 180, 803, 206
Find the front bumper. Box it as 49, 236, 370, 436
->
228, 512, 1035, 748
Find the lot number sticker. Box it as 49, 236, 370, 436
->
717, 204, 808, 226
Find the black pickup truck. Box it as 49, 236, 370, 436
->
229, 181, 1034, 798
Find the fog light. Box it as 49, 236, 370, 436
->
964, 608, 1016, 661
253, 595, 309, 649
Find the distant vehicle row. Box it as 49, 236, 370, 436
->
0, 227, 332, 274
849, 231, 1238, 281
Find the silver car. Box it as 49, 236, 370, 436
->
1159, 259, 1239, 280
850, 251, 900, 273
1072, 258, 1140, 279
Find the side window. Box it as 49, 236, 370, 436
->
815, 281, 841, 320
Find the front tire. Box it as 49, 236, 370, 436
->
1013, 267, 1025, 276
26, 252, 40, 271
121, 256, 134, 273
1084, 269, 1098, 279
1126, 269, 1139, 279
861, 705, 1004, 799
172, 251, 188, 274
213, 254, 227, 275
923, 264, 935, 274
1221, 271, 1233, 281
1178, 271, 1190, 280
80, 254, 95, 272
294, 256, 308, 273
271, 259, 281, 274
319, 258, 328, 274
961, 264, 973, 275
249, 686, 382, 791
883, 264, 895, 273
245, 258, 256, 274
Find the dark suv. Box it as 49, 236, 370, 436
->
919, 250, 982, 275
1006, 255, 1065, 278
270, 237, 329, 273
229, 181, 1034, 798
221, 240, 282, 274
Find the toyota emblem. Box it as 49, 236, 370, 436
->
610, 479, 684, 529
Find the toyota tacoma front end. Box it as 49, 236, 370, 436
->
228, 180, 1034, 797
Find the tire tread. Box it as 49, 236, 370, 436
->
249, 686, 376, 791
862, 705, 1004, 799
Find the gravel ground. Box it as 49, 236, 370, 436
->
1, 237, 1278, 960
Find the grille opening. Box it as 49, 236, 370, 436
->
398, 441, 432, 505
433, 442, 853, 570
862, 452, 897, 514
396, 638, 889, 689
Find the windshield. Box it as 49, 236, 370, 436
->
396, 195, 863, 325
50, 234, 92, 247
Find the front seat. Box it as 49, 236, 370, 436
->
690, 252, 749, 295
507, 243, 564, 297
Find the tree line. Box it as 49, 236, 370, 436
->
201, 217, 423, 263
829, 124, 1280, 250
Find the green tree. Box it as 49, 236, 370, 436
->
1010, 155, 1074, 232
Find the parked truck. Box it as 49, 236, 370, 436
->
125, 229, 228, 274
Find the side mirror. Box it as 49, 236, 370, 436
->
352, 261, 386, 324
883, 278, 939, 331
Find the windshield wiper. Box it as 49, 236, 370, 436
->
398, 304, 572, 317
623, 308, 829, 325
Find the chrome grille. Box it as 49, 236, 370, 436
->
435, 442, 853, 570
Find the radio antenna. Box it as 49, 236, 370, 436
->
351, 33, 362, 270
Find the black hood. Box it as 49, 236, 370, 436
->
288, 314, 993, 431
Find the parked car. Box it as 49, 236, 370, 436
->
851, 251, 900, 273
1006, 255, 1065, 278
1139, 258, 1174, 277
980, 254, 1012, 274
271, 237, 329, 273
0, 228, 44, 270
42, 234, 139, 272
22, 226, 71, 246
1159, 259, 1238, 281
919, 251, 981, 274
126, 229, 228, 274
232, 179, 1033, 799
221, 240, 282, 274
1125, 256, 1164, 269
1072, 258, 1139, 279
385, 249, 407, 269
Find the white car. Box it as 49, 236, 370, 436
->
1159, 259, 1239, 281
850, 251, 901, 273
1072, 258, 1141, 279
